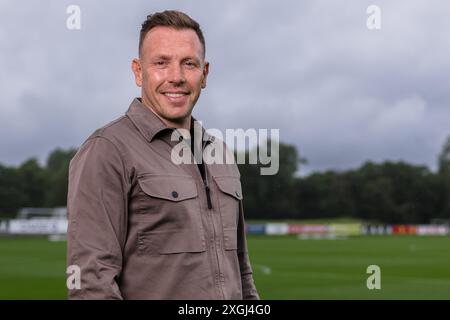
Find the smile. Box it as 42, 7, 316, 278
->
163, 92, 189, 97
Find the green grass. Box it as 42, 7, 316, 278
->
248, 235, 450, 299
1, 235, 449, 299
0, 237, 67, 299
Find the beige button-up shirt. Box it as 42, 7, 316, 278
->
67, 98, 259, 299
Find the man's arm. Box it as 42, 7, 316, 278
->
67, 136, 129, 299
237, 200, 260, 300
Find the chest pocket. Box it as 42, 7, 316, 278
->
213, 176, 243, 250
137, 174, 205, 255
139, 174, 198, 202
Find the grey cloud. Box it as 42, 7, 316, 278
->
0, 0, 449, 175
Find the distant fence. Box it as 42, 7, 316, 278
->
0, 207, 68, 236
1, 218, 449, 237
0, 218, 67, 235
246, 223, 449, 237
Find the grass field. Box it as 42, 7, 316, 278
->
0, 235, 449, 299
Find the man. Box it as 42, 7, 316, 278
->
67, 10, 259, 300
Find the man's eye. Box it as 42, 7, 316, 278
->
155, 61, 166, 66
185, 61, 196, 67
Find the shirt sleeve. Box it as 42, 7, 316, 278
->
237, 200, 260, 300
67, 136, 129, 299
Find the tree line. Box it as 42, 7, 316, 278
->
238, 137, 450, 224
0, 137, 449, 223
0, 148, 77, 217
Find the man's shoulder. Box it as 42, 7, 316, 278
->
71, 115, 135, 165
85, 115, 132, 144
72, 115, 136, 159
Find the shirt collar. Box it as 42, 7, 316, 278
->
126, 98, 168, 142
126, 97, 214, 144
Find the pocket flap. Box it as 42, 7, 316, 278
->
214, 176, 243, 200
138, 175, 198, 202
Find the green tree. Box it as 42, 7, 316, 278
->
0, 165, 25, 216
45, 148, 77, 206
238, 141, 300, 219
438, 136, 450, 175
17, 158, 46, 208
437, 136, 450, 218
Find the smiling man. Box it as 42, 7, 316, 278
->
66, 10, 259, 300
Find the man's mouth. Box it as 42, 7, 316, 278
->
162, 92, 189, 98
161, 91, 190, 105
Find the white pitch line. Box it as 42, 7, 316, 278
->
254, 264, 272, 275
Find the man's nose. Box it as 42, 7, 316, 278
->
167, 63, 185, 84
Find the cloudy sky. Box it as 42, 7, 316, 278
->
1, 0, 449, 175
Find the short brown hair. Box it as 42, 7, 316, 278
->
139, 10, 206, 57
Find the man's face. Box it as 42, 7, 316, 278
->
132, 26, 209, 128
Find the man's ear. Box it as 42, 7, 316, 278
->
131, 58, 143, 87
201, 61, 209, 89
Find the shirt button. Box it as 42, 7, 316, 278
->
235, 191, 240, 197
178, 136, 184, 142
172, 191, 178, 198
